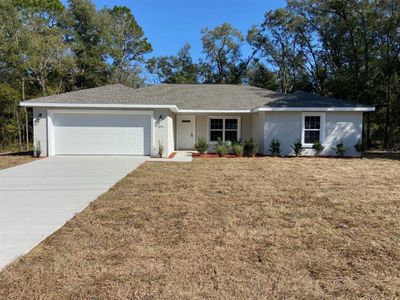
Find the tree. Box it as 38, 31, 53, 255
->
246, 62, 278, 90
199, 23, 244, 83
0, 0, 150, 151
107, 6, 152, 86
254, 0, 400, 149
67, 0, 110, 88
249, 9, 311, 93
147, 43, 198, 83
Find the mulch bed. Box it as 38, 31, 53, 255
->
168, 152, 177, 159
192, 153, 362, 159
193, 153, 262, 158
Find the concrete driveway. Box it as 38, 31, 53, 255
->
0, 156, 146, 269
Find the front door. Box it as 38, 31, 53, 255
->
177, 115, 195, 149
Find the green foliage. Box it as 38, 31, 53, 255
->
232, 142, 244, 157
0, 0, 151, 150
34, 140, 41, 157
332, 142, 347, 157
108, 6, 152, 85
247, 62, 278, 90
214, 139, 230, 157
243, 138, 258, 157
200, 23, 244, 83
312, 141, 325, 156
147, 43, 198, 83
194, 137, 208, 154
354, 139, 365, 154
291, 139, 303, 156
269, 138, 280, 156
67, 0, 111, 88
156, 140, 164, 158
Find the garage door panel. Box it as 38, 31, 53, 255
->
53, 113, 151, 155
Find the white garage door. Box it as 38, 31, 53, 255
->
52, 112, 151, 155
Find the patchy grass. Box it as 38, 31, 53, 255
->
0, 153, 36, 170
0, 157, 399, 299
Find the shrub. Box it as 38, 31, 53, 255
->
269, 138, 280, 156
214, 139, 230, 157
332, 142, 346, 157
194, 137, 208, 154
354, 139, 365, 154
232, 142, 244, 157
34, 140, 41, 157
291, 139, 303, 157
244, 138, 258, 157
156, 140, 164, 158
312, 141, 324, 156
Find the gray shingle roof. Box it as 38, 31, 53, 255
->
24, 84, 168, 105
22, 83, 372, 110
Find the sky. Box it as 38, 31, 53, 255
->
81, 0, 287, 60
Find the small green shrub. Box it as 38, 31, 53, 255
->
194, 137, 208, 154
214, 139, 230, 157
34, 140, 41, 157
232, 142, 244, 157
291, 139, 303, 156
244, 138, 258, 157
332, 142, 346, 157
269, 138, 280, 156
354, 139, 364, 154
312, 141, 324, 156
156, 140, 164, 158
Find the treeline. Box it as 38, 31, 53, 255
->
0, 0, 151, 150
1, 0, 399, 151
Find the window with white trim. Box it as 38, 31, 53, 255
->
302, 113, 325, 146
209, 117, 240, 142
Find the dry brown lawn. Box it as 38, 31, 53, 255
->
0, 157, 399, 299
0, 154, 36, 170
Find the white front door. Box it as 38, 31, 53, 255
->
177, 115, 195, 150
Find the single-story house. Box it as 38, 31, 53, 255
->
21, 84, 375, 157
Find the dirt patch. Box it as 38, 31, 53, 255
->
0, 157, 399, 299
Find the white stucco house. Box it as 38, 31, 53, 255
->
20, 84, 375, 157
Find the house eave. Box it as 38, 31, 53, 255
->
20, 102, 180, 112
252, 106, 375, 112
177, 109, 252, 114
20, 102, 375, 113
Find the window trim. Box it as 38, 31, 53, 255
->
207, 116, 241, 144
301, 112, 326, 147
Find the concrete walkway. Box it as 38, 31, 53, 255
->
149, 151, 193, 162
0, 156, 146, 269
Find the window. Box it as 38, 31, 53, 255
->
209, 117, 240, 142
302, 113, 325, 146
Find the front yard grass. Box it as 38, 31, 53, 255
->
0, 157, 399, 299
0, 153, 36, 170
